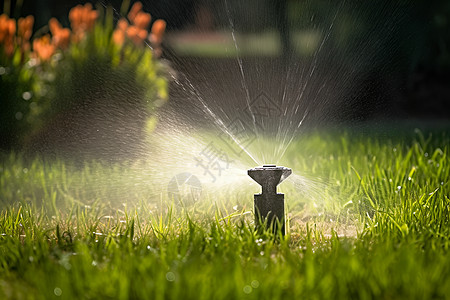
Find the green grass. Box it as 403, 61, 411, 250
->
0, 128, 449, 299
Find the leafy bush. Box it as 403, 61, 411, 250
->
0, 14, 42, 149
0, 2, 168, 157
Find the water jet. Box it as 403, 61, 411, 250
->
248, 165, 292, 235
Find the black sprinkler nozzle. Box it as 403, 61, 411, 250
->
248, 165, 292, 235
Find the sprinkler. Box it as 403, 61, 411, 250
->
248, 165, 292, 235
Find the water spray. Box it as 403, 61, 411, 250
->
248, 165, 292, 235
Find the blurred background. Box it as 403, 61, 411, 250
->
4, 0, 449, 121
1, 0, 449, 159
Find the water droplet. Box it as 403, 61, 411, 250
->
23, 168, 28, 174
393, 148, 397, 152
166, 272, 176, 282
251, 280, 260, 288
22, 91, 32, 100
243, 285, 252, 294
27, 58, 37, 67
46, 73, 55, 82
53, 53, 63, 62
425, 152, 428, 157
38, 86, 48, 96
54, 287, 62, 296
15, 112, 23, 120
0, 67, 5, 75
397, 186, 402, 190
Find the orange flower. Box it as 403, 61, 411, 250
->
32, 34, 55, 61
127, 2, 143, 24
112, 19, 128, 46
115, 16, 148, 46
126, 25, 143, 45
69, 5, 82, 30
0, 15, 16, 56
48, 18, 61, 36
0, 14, 7, 43
49, 18, 70, 49
69, 3, 98, 41
137, 28, 147, 41
133, 11, 151, 30
113, 29, 125, 46
17, 15, 34, 52
117, 18, 128, 32
150, 19, 166, 44
114, 3, 165, 48
127, 2, 151, 30
18, 15, 34, 41
7, 18, 15, 36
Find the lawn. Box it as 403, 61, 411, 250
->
0, 127, 449, 299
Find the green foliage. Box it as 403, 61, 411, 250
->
0, 128, 449, 299
0, 47, 45, 149
48, 6, 167, 117
0, 5, 168, 151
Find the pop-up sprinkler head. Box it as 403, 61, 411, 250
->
248, 165, 292, 235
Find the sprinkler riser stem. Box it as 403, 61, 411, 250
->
254, 193, 285, 235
